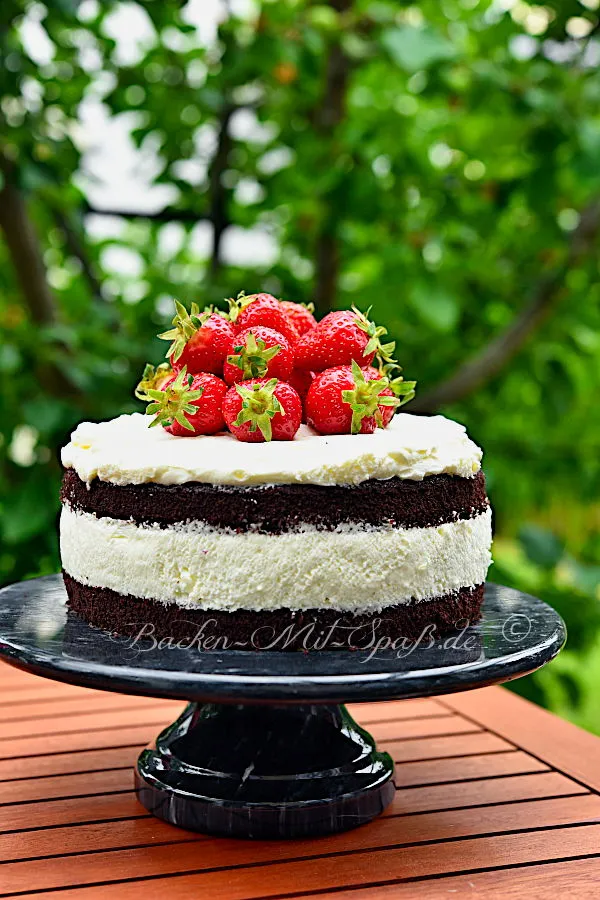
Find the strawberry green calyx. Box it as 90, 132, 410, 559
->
227, 332, 281, 379
134, 362, 173, 400
144, 367, 204, 431
158, 300, 214, 363
233, 378, 284, 442
227, 290, 253, 325
352, 306, 397, 366
378, 361, 417, 408
388, 377, 417, 408
342, 361, 400, 433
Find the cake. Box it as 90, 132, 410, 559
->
58, 293, 493, 650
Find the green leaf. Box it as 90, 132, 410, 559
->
2, 478, 54, 545
381, 26, 455, 72
306, 6, 339, 32
410, 283, 459, 333
519, 526, 564, 571
23, 399, 72, 435
0, 345, 21, 374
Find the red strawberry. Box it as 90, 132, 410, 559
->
295, 306, 395, 372
288, 368, 314, 401
288, 368, 314, 423
159, 300, 234, 375
223, 378, 302, 442
143, 367, 227, 436
306, 362, 399, 435
280, 300, 317, 336
223, 326, 294, 386
134, 362, 174, 400
228, 293, 299, 344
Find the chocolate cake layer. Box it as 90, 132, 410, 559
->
61, 469, 488, 533
62, 573, 484, 650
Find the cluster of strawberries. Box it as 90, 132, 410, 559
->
135, 292, 416, 442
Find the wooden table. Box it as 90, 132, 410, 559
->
2, 663, 600, 898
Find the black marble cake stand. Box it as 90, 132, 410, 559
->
0, 576, 565, 840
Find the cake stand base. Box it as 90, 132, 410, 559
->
135, 702, 395, 839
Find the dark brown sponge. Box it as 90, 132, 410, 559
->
61, 469, 488, 533
63, 573, 484, 652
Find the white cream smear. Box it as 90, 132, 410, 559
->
60, 507, 492, 612
61, 412, 482, 487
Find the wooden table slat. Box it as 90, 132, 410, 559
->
0, 724, 170, 761
300, 856, 600, 900
345, 699, 451, 722
396, 750, 549, 787
0, 746, 144, 783
0, 792, 144, 834
389, 730, 513, 762
0, 684, 136, 706
0, 705, 186, 742
0, 695, 180, 723
367, 715, 482, 741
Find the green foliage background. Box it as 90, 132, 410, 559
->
0, 0, 599, 728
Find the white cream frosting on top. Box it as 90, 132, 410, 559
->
61, 412, 482, 487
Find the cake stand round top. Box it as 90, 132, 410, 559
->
0, 575, 565, 705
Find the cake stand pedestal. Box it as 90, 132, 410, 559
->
0, 576, 565, 839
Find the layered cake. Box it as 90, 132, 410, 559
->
59, 294, 492, 650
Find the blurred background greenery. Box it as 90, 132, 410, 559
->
0, 0, 599, 727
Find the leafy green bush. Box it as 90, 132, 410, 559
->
1, 0, 599, 728
491, 525, 600, 728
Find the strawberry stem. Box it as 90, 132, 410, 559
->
134, 362, 173, 401
227, 331, 281, 380
144, 367, 204, 431
233, 378, 284, 441
378, 361, 417, 407
341, 361, 400, 433
226, 290, 255, 324
158, 300, 215, 363
351, 305, 397, 366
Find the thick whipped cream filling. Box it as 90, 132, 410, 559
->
61, 412, 482, 487
60, 506, 492, 613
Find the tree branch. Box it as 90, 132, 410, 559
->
0, 157, 81, 398
52, 206, 105, 303
313, 0, 352, 315
83, 203, 209, 223
208, 104, 234, 277
0, 158, 57, 325
410, 198, 600, 413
